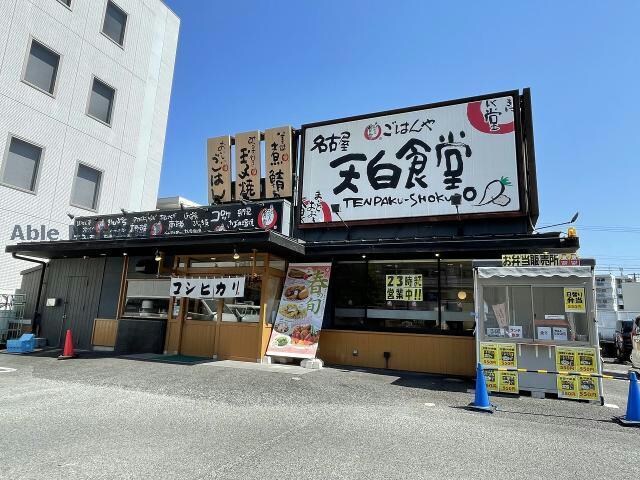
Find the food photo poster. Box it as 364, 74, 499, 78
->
266, 263, 332, 359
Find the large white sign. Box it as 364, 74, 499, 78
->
300, 94, 521, 225
169, 277, 245, 299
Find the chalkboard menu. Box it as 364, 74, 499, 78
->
73, 200, 289, 240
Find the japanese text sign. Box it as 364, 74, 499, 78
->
235, 131, 261, 200
564, 288, 586, 313
170, 277, 245, 299
72, 201, 286, 240
207, 136, 232, 203
266, 263, 332, 359
264, 126, 293, 199
385, 274, 423, 301
300, 93, 521, 226
502, 253, 580, 267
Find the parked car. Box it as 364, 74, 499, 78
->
631, 316, 640, 369
614, 319, 634, 362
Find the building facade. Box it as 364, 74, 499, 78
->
0, 0, 179, 293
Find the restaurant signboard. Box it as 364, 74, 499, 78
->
299, 91, 524, 226
266, 263, 332, 359
207, 135, 232, 203
264, 126, 294, 199
170, 277, 245, 299
72, 200, 289, 240
234, 131, 262, 200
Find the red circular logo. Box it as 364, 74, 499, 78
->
257, 206, 278, 230
364, 123, 382, 140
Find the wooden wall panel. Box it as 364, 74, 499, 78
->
317, 330, 475, 377
217, 322, 260, 362
180, 320, 216, 358
91, 318, 118, 347
164, 319, 181, 354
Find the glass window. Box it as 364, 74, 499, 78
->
333, 261, 367, 328
87, 78, 115, 125
482, 286, 509, 337
123, 297, 169, 319
533, 287, 588, 342
102, 1, 127, 46
441, 262, 474, 334
24, 40, 60, 94
184, 299, 216, 321
71, 163, 102, 210
367, 261, 439, 332
1, 137, 42, 192
222, 278, 262, 322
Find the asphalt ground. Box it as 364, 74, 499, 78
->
0, 352, 638, 480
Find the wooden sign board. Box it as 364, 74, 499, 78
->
264, 126, 293, 198
234, 131, 261, 200
207, 136, 232, 203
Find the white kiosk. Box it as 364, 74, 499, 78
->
473, 256, 603, 404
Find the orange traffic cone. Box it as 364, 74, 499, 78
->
57, 329, 76, 360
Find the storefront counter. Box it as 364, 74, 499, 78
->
317, 329, 475, 376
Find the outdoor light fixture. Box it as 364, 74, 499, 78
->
122, 252, 128, 256
154, 250, 163, 262
233, 249, 240, 260
120, 208, 129, 215
435, 253, 440, 258
535, 211, 579, 231
331, 203, 351, 240
66, 213, 75, 220
361, 254, 366, 259
457, 291, 467, 300
180, 202, 185, 210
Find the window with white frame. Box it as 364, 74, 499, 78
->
71, 163, 102, 210
87, 77, 115, 125
1, 137, 42, 192
23, 39, 60, 95
102, 1, 127, 46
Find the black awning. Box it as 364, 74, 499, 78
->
6, 230, 305, 260
303, 232, 578, 260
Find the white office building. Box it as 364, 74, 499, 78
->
0, 0, 180, 293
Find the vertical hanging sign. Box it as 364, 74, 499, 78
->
207, 136, 232, 203
234, 131, 261, 200
264, 126, 293, 198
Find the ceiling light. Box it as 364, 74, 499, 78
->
233, 249, 240, 260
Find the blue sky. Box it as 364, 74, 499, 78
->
159, 0, 640, 274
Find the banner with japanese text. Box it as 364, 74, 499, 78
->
235, 131, 261, 200
266, 263, 332, 359
207, 136, 232, 203
170, 277, 245, 299
300, 92, 521, 225
264, 126, 293, 199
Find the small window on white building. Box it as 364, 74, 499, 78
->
87, 77, 115, 126
102, 1, 127, 46
23, 39, 60, 95
71, 164, 102, 210
1, 137, 43, 193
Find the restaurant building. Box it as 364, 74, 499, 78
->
8, 89, 582, 378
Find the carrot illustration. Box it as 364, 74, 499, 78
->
476, 176, 512, 206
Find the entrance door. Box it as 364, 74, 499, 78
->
59, 276, 89, 347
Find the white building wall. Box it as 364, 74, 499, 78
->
0, 0, 179, 293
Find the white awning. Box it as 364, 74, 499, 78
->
476, 266, 592, 279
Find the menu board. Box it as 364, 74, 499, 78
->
564, 288, 586, 313
555, 346, 599, 401
480, 342, 519, 393
266, 263, 332, 359
73, 201, 286, 240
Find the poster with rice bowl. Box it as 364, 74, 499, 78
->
266, 263, 332, 359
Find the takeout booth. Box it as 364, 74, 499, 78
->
474, 257, 603, 402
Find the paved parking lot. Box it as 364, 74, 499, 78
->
0, 353, 637, 479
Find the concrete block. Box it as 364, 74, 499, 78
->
301, 358, 323, 370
